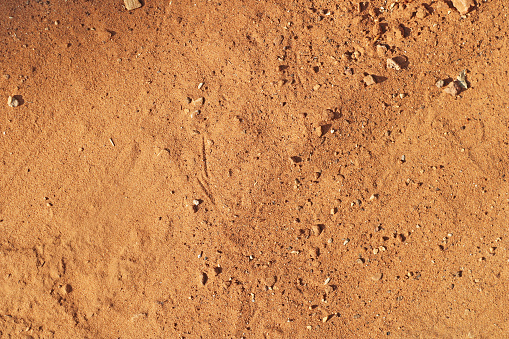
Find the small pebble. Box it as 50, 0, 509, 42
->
311, 224, 322, 236
457, 70, 468, 89
416, 6, 428, 19
363, 74, 376, 86
192, 97, 204, 106
199, 272, 208, 285
309, 247, 320, 259
376, 45, 387, 57
386, 58, 401, 70
322, 314, 333, 322
7, 96, 18, 107
451, 0, 474, 14
324, 285, 334, 294
371, 273, 383, 281
435, 79, 445, 88
124, 0, 142, 10
313, 84, 321, 91
443, 81, 462, 96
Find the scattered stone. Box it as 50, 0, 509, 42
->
324, 285, 334, 294
363, 74, 376, 86
313, 84, 321, 91
124, 0, 142, 10
435, 79, 445, 88
192, 97, 204, 106
323, 277, 331, 285
344, 67, 353, 75
371, 273, 383, 281
369, 194, 378, 201
386, 58, 401, 70
416, 6, 428, 19
451, 0, 475, 15
7, 96, 18, 107
199, 272, 208, 285
314, 123, 331, 137
322, 314, 333, 322
309, 247, 320, 259
393, 25, 405, 40
311, 224, 322, 236
376, 45, 388, 57
198, 82, 204, 89
290, 156, 302, 164
264, 275, 277, 287
443, 81, 462, 96
457, 70, 468, 89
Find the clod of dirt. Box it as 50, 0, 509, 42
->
7, 96, 18, 107
386, 58, 401, 71
443, 81, 462, 96
363, 74, 376, 86
124, 0, 142, 11
451, 0, 475, 15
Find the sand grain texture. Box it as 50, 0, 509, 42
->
0, 0, 508, 337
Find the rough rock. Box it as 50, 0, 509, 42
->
451, 0, 475, 15
363, 74, 376, 86
443, 81, 462, 96
124, 0, 142, 11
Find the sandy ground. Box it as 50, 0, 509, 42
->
1, 0, 509, 337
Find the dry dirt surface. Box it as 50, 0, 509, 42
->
1, 0, 509, 338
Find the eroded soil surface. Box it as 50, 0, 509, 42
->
1, 0, 509, 337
